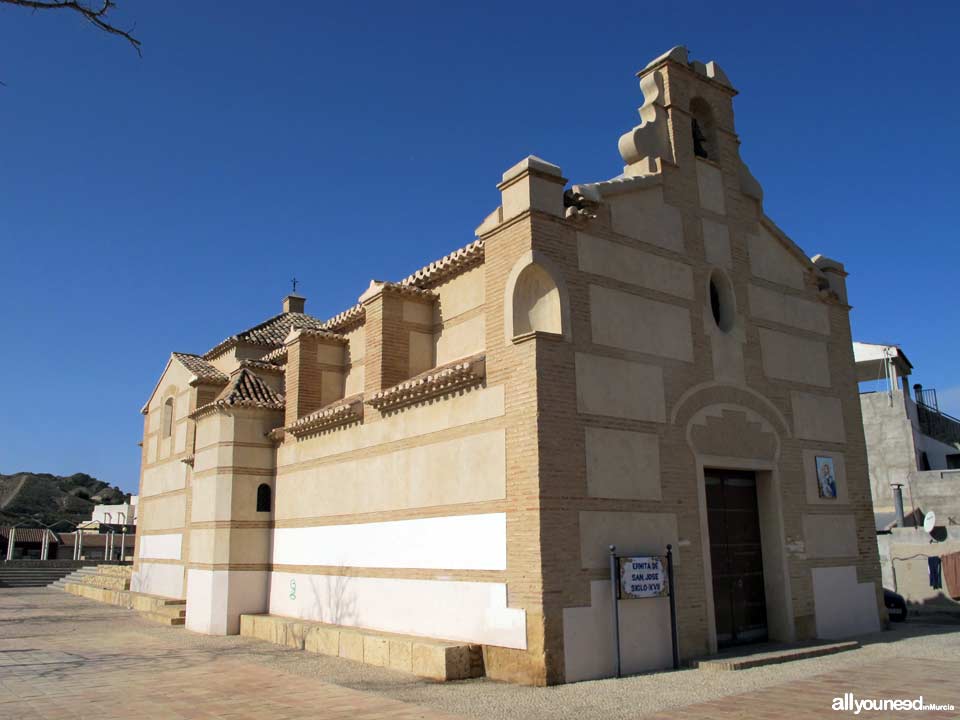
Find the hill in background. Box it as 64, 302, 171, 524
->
0, 472, 130, 528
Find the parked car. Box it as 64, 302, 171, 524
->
884, 588, 907, 622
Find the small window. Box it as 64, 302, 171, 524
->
161, 397, 174, 438
256, 483, 272, 513
708, 269, 735, 332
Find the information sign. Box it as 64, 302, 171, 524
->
619, 556, 668, 598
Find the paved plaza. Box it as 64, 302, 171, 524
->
1, 588, 959, 719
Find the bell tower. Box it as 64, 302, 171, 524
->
617, 46, 763, 205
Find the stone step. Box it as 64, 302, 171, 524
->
0, 573, 72, 579
48, 568, 98, 588
57, 571, 190, 633
130, 593, 185, 614
96, 565, 134, 577
142, 604, 185, 619
71, 574, 130, 591
0, 566, 84, 587
692, 640, 860, 671
61, 580, 189, 627
239, 614, 484, 681
62, 582, 131, 606
139, 611, 186, 626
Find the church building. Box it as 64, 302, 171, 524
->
134, 46, 883, 684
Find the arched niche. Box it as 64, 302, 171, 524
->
503, 251, 571, 342
161, 397, 174, 439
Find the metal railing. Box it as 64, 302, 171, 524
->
914, 385, 960, 447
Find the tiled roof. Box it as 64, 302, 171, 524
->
399, 239, 485, 288
204, 312, 326, 360
192, 368, 285, 417
172, 353, 228, 384
0, 528, 60, 543
200, 240, 482, 364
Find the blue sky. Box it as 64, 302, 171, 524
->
1, 1, 958, 493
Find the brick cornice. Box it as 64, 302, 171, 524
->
368, 355, 486, 413
286, 395, 365, 439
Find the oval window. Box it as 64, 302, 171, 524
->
709, 269, 735, 332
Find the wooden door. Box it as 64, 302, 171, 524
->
705, 469, 768, 648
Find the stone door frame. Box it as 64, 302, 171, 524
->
693, 455, 796, 654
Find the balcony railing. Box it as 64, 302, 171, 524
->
914, 386, 960, 447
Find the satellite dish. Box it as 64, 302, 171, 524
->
923, 511, 936, 534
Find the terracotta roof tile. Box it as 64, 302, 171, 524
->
321, 304, 365, 332
260, 345, 288, 364
172, 353, 228, 384
368, 354, 485, 412
0, 528, 60, 543
199, 240, 482, 363
203, 312, 326, 360
239, 358, 285, 374
399, 239, 484, 288
192, 368, 284, 417
286, 394, 364, 437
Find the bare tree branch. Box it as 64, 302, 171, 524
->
1, 0, 141, 56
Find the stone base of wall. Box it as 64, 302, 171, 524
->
239, 613, 484, 681
482, 645, 552, 685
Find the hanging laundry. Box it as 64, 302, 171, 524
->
942, 552, 960, 600
928, 556, 943, 590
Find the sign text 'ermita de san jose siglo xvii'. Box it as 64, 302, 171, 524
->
619, 556, 668, 599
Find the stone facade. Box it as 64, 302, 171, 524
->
134, 46, 883, 684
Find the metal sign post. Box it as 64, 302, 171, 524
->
608, 545, 622, 678
608, 543, 680, 677
666, 544, 679, 670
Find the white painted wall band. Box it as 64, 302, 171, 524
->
137, 532, 182, 560
272, 512, 506, 570
268, 571, 526, 649
131, 561, 184, 599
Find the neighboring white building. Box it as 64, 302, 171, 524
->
68, 496, 138, 562
90, 495, 138, 526
857, 342, 960, 617
854, 341, 960, 518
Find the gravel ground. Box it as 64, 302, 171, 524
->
4, 588, 960, 719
